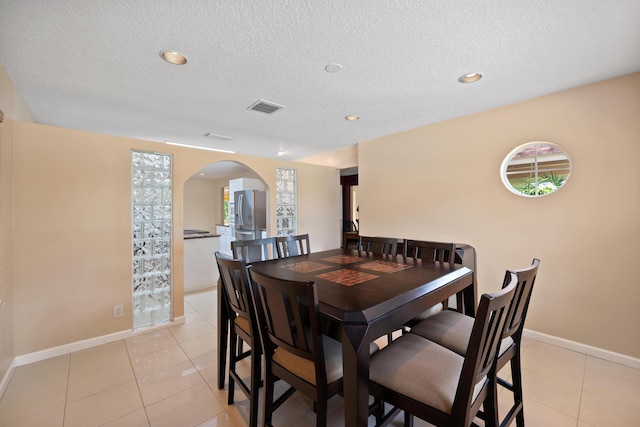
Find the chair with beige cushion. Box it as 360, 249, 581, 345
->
276, 233, 310, 258
248, 267, 379, 427
410, 259, 540, 427
369, 272, 518, 427
358, 236, 399, 256
231, 237, 279, 263
215, 252, 262, 427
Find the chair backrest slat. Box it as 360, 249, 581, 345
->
358, 236, 398, 256
215, 251, 256, 328
452, 272, 517, 425
404, 240, 455, 267
502, 258, 540, 340
231, 237, 279, 263
249, 268, 322, 362
276, 234, 310, 258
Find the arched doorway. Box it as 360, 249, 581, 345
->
182, 161, 268, 295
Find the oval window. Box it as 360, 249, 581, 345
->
501, 142, 571, 197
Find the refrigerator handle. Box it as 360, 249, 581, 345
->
237, 193, 244, 226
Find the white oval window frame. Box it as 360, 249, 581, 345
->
500, 141, 572, 198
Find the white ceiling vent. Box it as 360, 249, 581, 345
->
204, 132, 233, 140
247, 99, 285, 114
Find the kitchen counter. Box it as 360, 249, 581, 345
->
184, 230, 220, 292
184, 229, 220, 239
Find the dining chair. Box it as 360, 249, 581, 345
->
410, 259, 540, 427
358, 236, 399, 256
369, 271, 518, 427
403, 240, 457, 328
215, 252, 262, 427
247, 267, 345, 427
231, 236, 279, 263
276, 233, 310, 258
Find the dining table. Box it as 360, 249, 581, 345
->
218, 247, 475, 427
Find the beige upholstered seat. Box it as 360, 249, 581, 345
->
272, 334, 343, 385
411, 310, 514, 357
369, 272, 518, 427
371, 334, 474, 414
411, 259, 540, 427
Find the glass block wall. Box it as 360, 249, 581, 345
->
276, 167, 297, 236
131, 150, 172, 329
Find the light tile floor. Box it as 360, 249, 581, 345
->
1, 288, 639, 426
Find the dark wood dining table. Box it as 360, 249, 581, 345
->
217, 248, 475, 427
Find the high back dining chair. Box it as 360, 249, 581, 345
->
231, 236, 278, 263
247, 268, 346, 427
215, 252, 262, 427
410, 259, 540, 427
369, 272, 518, 427
404, 240, 458, 327
358, 236, 399, 256
276, 233, 310, 258
404, 239, 456, 266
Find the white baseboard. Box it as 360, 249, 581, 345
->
1, 316, 186, 398
523, 328, 640, 370
3, 320, 638, 398
0, 359, 17, 399
12, 315, 186, 368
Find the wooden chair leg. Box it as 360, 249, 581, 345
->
483, 380, 499, 427
404, 410, 414, 427
249, 347, 261, 427
511, 353, 525, 427
316, 397, 327, 427
263, 368, 275, 427
227, 331, 237, 404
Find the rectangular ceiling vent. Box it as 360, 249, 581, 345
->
204, 132, 233, 140
247, 99, 285, 114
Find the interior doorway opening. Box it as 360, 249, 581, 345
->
340, 168, 358, 248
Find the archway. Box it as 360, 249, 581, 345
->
182, 160, 269, 294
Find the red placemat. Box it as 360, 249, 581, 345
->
281, 261, 332, 273
358, 260, 413, 273
316, 269, 379, 286
321, 254, 363, 265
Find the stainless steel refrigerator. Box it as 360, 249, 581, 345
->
234, 190, 267, 241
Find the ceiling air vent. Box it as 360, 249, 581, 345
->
247, 99, 285, 114
204, 132, 233, 140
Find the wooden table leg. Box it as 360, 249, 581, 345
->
217, 279, 229, 389
460, 272, 476, 317
341, 325, 370, 427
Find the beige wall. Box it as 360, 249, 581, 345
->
7, 122, 340, 356
358, 72, 640, 358
183, 177, 223, 232
0, 64, 23, 381
298, 144, 358, 169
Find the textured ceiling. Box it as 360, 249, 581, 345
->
1, 0, 639, 165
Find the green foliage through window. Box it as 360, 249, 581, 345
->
516, 172, 566, 196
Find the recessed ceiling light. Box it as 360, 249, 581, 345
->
160, 50, 187, 65
325, 63, 343, 73
458, 73, 482, 83
276, 150, 286, 156
345, 115, 360, 121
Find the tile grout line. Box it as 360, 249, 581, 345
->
62, 354, 71, 426
123, 336, 152, 426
